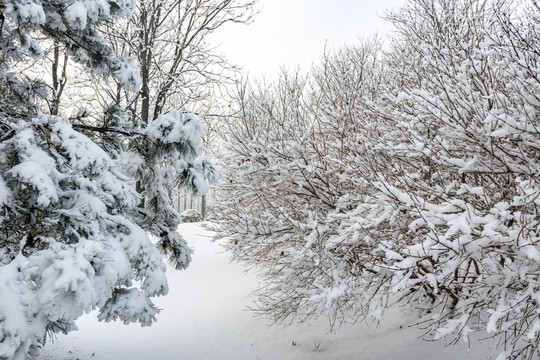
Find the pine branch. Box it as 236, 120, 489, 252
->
71, 122, 141, 137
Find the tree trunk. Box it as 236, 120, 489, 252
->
201, 195, 206, 221
50, 43, 68, 116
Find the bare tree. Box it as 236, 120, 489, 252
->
67, 0, 258, 125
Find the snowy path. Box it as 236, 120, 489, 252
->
39, 223, 495, 360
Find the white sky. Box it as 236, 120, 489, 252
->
211, 0, 406, 77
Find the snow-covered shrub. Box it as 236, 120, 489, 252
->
217, 41, 384, 326
181, 209, 202, 223
217, 1, 540, 358
0, 1, 217, 359
369, 2, 540, 358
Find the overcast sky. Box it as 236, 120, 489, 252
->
211, 0, 406, 77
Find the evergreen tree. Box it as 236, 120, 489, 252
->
0, 1, 216, 359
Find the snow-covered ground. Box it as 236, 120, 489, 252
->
39, 223, 497, 360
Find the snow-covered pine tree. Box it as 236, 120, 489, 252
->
0, 1, 217, 359
22, 0, 251, 237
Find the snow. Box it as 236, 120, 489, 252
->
17, 3, 46, 24
144, 111, 207, 147
112, 58, 141, 92
38, 223, 496, 360
43, 114, 110, 172
64, 2, 88, 30
0, 257, 45, 360
8, 127, 59, 207
82, 0, 111, 22
0, 176, 11, 205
